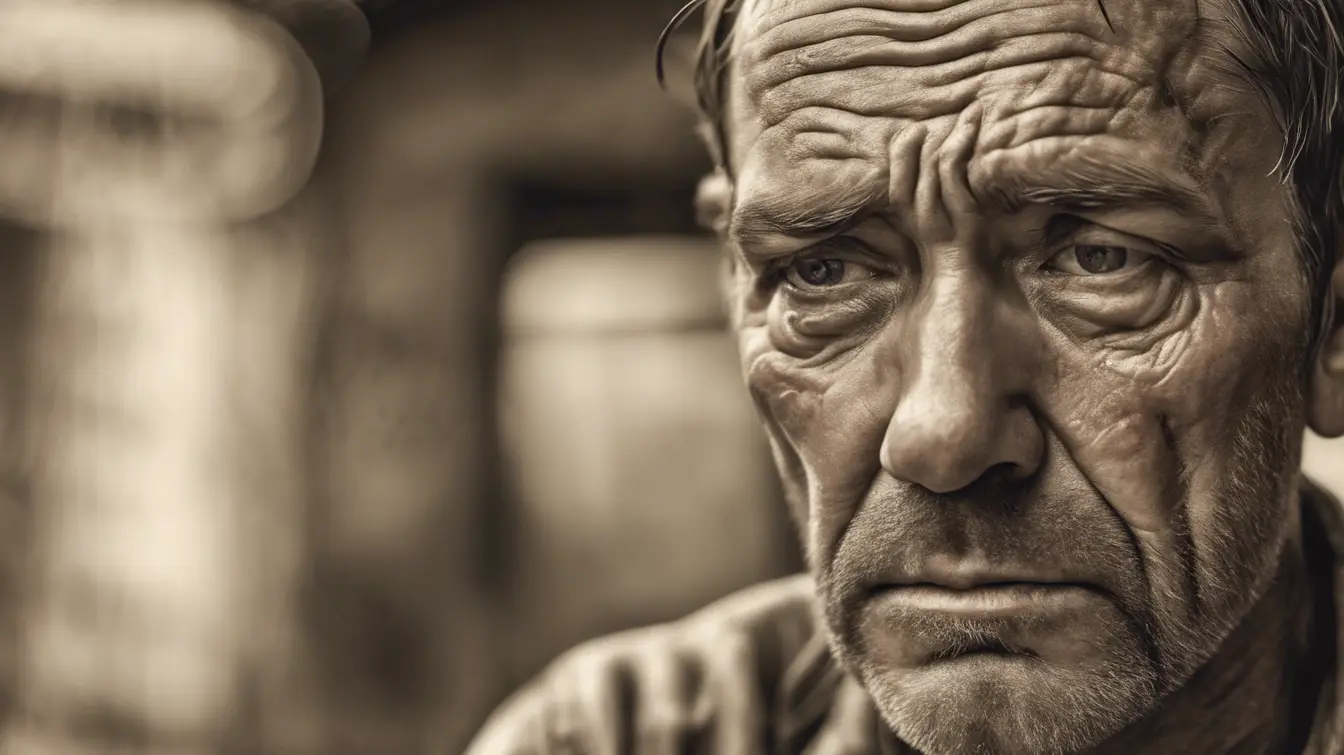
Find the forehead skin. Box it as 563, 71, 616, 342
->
723, 0, 1290, 255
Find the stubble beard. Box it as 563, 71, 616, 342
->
825, 575, 1159, 755
804, 373, 1306, 755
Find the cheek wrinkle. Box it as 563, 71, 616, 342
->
1158, 413, 1202, 616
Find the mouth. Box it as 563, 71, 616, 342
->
857, 565, 1124, 668
868, 581, 1103, 621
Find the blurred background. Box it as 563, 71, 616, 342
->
0, 1, 1339, 754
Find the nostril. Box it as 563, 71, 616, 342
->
984, 461, 1031, 483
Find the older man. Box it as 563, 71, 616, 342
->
466, 0, 1344, 753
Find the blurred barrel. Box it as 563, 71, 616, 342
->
497, 236, 796, 676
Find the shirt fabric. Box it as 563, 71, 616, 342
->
465, 478, 1344, 754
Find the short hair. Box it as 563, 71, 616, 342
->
659, 0, 1344, 322
1232, 1, 1344, 327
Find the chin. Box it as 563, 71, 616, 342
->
856, 654, 1157, 755
836, 598, 1160, 755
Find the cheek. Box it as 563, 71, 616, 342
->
1132, 278, 1305, 512
1045, 279, 1300, 504
742, 328, 897, 565
1041, 361, 1180, 540
1041, 274, 1307, 620
1169, 282, 1308, 605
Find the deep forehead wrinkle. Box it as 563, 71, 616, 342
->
740, 0, 1187, 46
734, 0, 1197, 129
747, 0, 1066, 53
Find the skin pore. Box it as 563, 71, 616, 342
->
694, 0, 1344, 753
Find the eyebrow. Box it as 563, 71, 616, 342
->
729, 183, 882, 256
988, 156, 1228, 232
1005, 182, 1217, 220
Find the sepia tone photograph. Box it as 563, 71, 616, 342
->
1, 0, 1344, 753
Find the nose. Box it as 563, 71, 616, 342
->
879, 267, 1044, 494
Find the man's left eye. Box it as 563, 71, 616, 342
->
1047, 245, 1152, 276
784, 258, 875, 288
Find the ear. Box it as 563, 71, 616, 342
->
695, 169, 732, 240
1309, 252, 1344, 437
696, 169, 740, 320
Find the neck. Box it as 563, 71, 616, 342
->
1096, 523, 1325, 755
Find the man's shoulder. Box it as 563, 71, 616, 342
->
464, 574, 822, 755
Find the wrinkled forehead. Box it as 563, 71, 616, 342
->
718, 0, 1286, 245
734, 0, 1197, 48
734, 0, 1194, 64
726, 0, 1226, 131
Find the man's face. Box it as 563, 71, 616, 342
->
717, 0, 1317, 753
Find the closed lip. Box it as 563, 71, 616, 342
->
867, 582, 1102, 621
864, 560, 1113, 619
871, 578, 1098, 593
866, 559, 1107, 594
